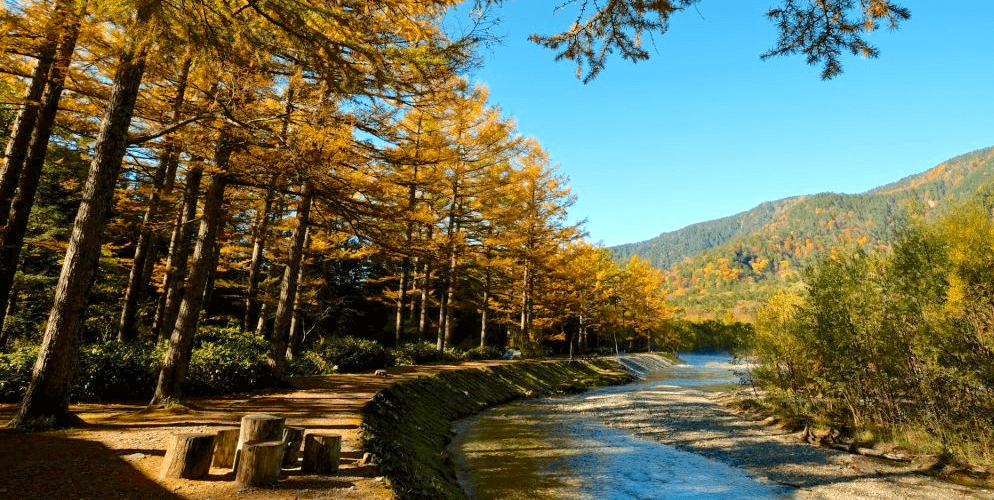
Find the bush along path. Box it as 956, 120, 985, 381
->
360, 358, 634, 500
0, 357, 632, 500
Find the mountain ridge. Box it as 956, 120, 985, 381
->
611, 145, 994, 321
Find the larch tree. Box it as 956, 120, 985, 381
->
11, 0, 472, 425
0, 0, 84, 337
501, 0, 911, 81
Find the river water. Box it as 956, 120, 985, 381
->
450, 353, 794, 500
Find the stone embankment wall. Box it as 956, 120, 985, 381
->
359, 355, 672, 500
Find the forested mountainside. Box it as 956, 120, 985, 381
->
612, 146, 994, 320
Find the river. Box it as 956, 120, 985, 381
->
450, 353, 793, 500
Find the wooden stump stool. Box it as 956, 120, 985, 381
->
282, 426, 305, 467
235, 440, 286, 486
161, 433, 216, 479
212, 426, 240, 469
301, 433, 341, 474
234, 414, 285, 470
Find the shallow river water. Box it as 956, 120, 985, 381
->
450, 353, 793, 500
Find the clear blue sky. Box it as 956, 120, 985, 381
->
455, 0, 994, 247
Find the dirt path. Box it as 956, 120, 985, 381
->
0, 360, 512, 500
569, 384, 994, 499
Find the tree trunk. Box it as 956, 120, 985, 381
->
394, 170, 418, 345
480, 268, 490, 348
8, 35, 148, 429
0, 0, 64, 223
394, 258, 409, 345
255, 301, 271, 339
436, 278, 447, 352
519, 263, 531, 350
419, 261, 430, 338
152, 166, 202, 343
268, 181, 313, 378
408, 256, 419, 319
151, 140, 232, 405
437, 186, 458, 352
242, 187, 275, 331
443, 225, 459, 351
0, 286, 16, 348
201, 233, 223, 313
0, 11, 80, 336
286, 232, 309, 360
116, 59, 191, 341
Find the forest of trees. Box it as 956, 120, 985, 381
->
614, 147, 994, 321
0, 0, 685, 429
751, 196, 994, 464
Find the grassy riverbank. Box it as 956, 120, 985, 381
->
359, 358, 635, 500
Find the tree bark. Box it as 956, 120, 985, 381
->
443, 222, 459, 350
419, 261, 430, 338
151, 139, 233, 405
8, 33, 148, 429
0, 10, 80, 337
201, 231, 223, 313
437, 184, 459, 352
436, 278, 447, 351
0, 287, 16, 349
152, 166, 203, 343
301, 433, 341, 474
0, 0, 65, 225
285, 231, 309, 360
235, 441, 286, 486
117, 59, 192, 341
160, 433, 216, 479
212, 426, 241, 469
242, 187, 275, 331
268, 181, 313, 378
282, 426, 305, 466
394, 258, 409, 345
480, 267, 490, 348
519, 263, 531, 350
394, 168, 418, 344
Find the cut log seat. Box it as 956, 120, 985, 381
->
301, 433, 342, 474
212, 426, 240, 469
234, 413, 285, 470
235, 440, 286, 486
282, 425, 305, 467
161, 433, 216, 479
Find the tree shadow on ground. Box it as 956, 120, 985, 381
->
0, 429, 186, 500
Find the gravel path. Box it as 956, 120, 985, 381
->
567, 384, 994, 499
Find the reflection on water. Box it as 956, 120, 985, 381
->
451, 353, 791, 500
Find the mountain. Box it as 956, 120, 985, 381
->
611, 146, 994, 321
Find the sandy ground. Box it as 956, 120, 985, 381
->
570, 384, 994, 499
0, 360, 512, 500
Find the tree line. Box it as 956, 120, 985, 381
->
1, 0, 679, 429
751, 195, 994, 464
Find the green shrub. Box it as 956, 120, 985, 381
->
0, 326, 336, 403
0, 344, 39, 402
184, 326, 275, 395
319, 336, 394, 373
72, 341, 158, 401
391, 341, 444, 366
288, 350, 332, 377
462, 345, 505, 361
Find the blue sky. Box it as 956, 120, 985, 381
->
456, 1, 994, 247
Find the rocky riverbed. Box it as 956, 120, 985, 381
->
452, 354, 994, 499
